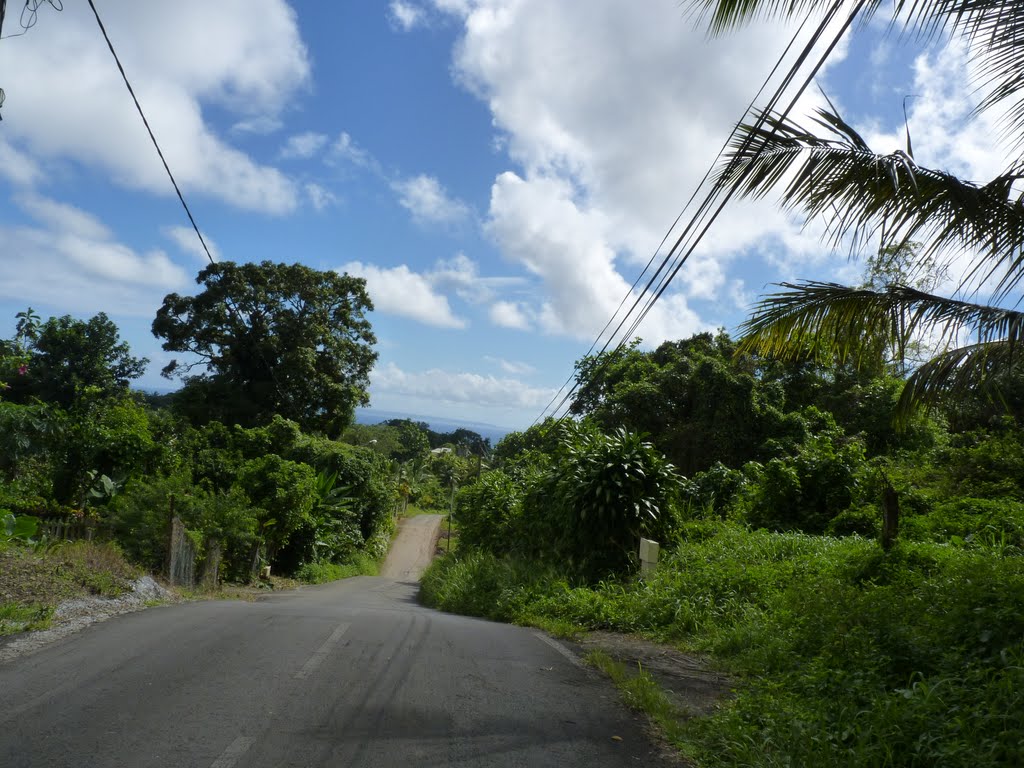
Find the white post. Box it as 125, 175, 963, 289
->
639, 538, 659, 575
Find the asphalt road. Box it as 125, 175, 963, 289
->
1, 576, 670, 767
379, 514, 445, 581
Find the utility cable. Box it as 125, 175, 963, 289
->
530, 14, 815, 428
535, 0, 866, 424
87, 0, 291, 411
86, 0, 216, 267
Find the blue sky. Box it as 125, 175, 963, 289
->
0, 1, 1007, 430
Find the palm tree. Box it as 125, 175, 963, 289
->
692, 0, 1024, 422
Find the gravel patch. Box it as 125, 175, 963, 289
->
0, 576, 176, 664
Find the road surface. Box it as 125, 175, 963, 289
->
1, 565, 668, 767
379, 513, 444, 581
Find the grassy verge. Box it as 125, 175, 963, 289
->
420, 521, 1024, 767
294, 552, 380, 584
435, 516, 459, 555
585, 650, 691, 750
0, 540, 141, 635
0, 602, 55, 636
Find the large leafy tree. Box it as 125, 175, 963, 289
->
4, 312, 147, 408
693, 0, 1024, 422
570, 332, 806, 474
153, 261, 377, 435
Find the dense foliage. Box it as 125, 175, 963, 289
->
422, 523, 1024, 766
153, 261, 377, 435
0, 286, 486, 586
427, 324, 1024, 766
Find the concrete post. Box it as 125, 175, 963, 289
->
639, 537, 659, 575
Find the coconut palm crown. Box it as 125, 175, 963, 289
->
694, 0, 1024, 423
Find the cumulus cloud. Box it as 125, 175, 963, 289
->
0, 0, 309, 214
430, 253, 525, 303
487, 172, 703, 340
341, 261, 467, 328
392, 174, 471, 225
0, 196, 190, 316
416, 0, 854, 342
280, 132, 329, 159
340, 254, 525, 328
372, 362, 555, 409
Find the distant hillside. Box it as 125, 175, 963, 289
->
355, 409, 513, 444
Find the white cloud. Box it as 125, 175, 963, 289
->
339, 254, 524, 328
305, 183, 337, 211
484, 355, 536, 375
422, 0, 853, 342
389, 1, 426, 31
331, 132, 375, 169
392, 174, 471, 225
0, 138, 42, 186
0, 0, 309, 214
341, 261, 467, 328
165, 225, 220, 263
372, 362, 555, 409
280, 131, 329, 159
487, 172, 703, 340
430, 252, 525, 303
231, 115, 284, 135
0, 196, 190, 316
489, 300, 531, 330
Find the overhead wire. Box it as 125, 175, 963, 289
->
0, 0, 61, 40
86, 0, 216, 268
533, 0, 868, 425
86, 0, 288, 408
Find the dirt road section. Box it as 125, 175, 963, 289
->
379, 514, 445, 581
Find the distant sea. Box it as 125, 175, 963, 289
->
355, 408, 513, 444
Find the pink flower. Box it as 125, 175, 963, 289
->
17, 365, 27, 375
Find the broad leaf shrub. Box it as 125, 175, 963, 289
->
421, 521, 1024, 767
457, 423, 683, 581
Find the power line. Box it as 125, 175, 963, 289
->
86, 0, 216, 267
86, 0, 293, 413
533, 0, 866, 426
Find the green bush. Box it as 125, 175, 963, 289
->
738, 418, 867, 533
290, 436, 395, 544
522, 424, 683, 580
454, 470, 523, 555
295, 552, 377, 583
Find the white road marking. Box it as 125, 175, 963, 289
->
295, 621, 351, 680
209, 736, 255, 768
534, 632, 583, 668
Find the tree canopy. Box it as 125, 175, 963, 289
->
3, 312, 146, 408
153, 261, 377, 435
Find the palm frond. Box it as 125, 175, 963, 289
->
738, 281, 1024, 364
895, 338, 1021, 425
693, 0, 1024, 158
690, 0, 884, 35
719, 107, 1024, 297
